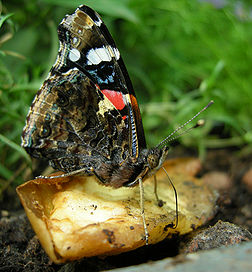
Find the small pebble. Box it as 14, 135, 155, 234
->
242, 168, 252, 193
1, 210, 9, 217
182, 221, 252, 253
240, 205, 252, 218
202, 171, 232, 191
184, 158, 202, 176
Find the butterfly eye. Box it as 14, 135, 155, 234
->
147, 153, 159, 169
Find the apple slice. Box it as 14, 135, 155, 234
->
17, 158, 217, 263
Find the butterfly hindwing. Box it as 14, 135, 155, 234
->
22, 66, 131, 172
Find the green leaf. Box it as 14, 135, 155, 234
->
41, 0, 138, 22
0, 163, 12, 180
0, 13, 14, 29
0, 134, 31, 163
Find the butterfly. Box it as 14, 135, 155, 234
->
21, 5, 212, 244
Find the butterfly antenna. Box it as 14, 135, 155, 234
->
163, 119, 205, 144
156, 100, 214, 148
162, 167, 178, 229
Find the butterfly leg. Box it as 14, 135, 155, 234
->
36, 167, 94, 179
153, 175, 165, 207
138, 177, 149, 245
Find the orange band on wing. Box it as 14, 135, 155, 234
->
129, 94, 140, 118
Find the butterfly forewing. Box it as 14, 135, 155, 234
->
58, 5, 146, 154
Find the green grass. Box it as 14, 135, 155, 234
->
0, 0, 252, 191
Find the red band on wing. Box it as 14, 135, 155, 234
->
101, 89, 125, 110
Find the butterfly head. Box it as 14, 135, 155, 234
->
122, 146, 169, 187
145, 146, 169, 176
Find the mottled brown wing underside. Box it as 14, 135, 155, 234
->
22, 68, 130, 171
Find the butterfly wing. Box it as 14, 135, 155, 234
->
22, 5, 146, 173
57, 5, 146, 156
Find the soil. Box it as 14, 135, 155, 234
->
0, 148, 251, 272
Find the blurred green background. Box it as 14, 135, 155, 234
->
0, 0, 252, 191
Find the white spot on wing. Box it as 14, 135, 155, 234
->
107, 46, 120, 61
113, 47, 120, 60
86, 48, 100, 65
86, 46, 112, 65
61, 67, 79, 76
94, 16, 102, 27
69, 48, 81, 62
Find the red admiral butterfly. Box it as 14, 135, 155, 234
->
21, 5, 212, 244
